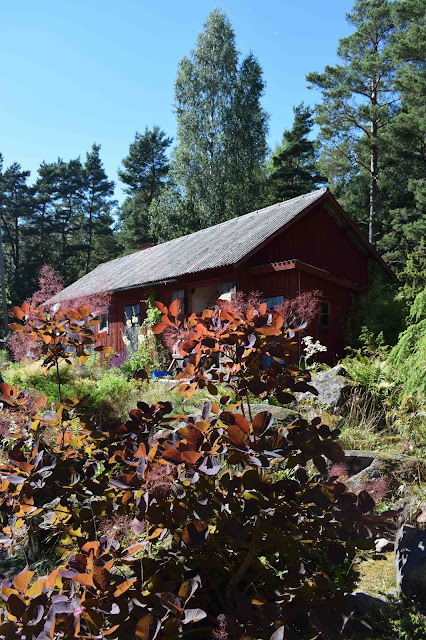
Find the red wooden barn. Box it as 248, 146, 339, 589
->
50, 188, 392, 363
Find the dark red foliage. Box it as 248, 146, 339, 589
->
144, 464, 175, 499
224, 290, 265, 314
0, 297, 395, 640
28, 265, 64, 308
362, 476, 390, 501
275, 289, 321, 326
7, 266, 111, 362
6, 331, 42, 363
328, 463, 349, 481
0, 415, 10, 436
29, 265, 111, 316
212, 618, 229, 640
162, 290, 321, 355
162, 324, 192, 353
58, 288, 111, 317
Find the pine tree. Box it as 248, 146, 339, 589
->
307, 0, 396, 245
119, 126, 172, 203
0, 158, 34, 300
52, 158, 85, 278
268, 103, 324, 202
83, 144, 116, 273
118, 126, 172, 251
29, 158, 85, 283
377, 0, 426, 267
168, 9, 268, 233
20, 161, 62, 298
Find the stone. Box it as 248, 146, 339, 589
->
375, 538, 394, 553
343, 450, 377, 476
342, 450, 425, 493
344, 591, 397, 637
247, 403, 298, 429
395, 525, 426, 600
350, 590, 392, 614
296, 364, 352, 411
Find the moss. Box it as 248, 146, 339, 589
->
356, 552, 396, 596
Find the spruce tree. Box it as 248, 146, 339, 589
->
268, 103, 324, 202
83, 144, 116, 273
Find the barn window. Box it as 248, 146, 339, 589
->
99, 309, 109, 334
265, 295, 284, 309
320, 301, 330, 328
171, 289, 185, 314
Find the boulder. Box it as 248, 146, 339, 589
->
297, 365, 352, 411
342, 450, 425, 494
350, 590, 392, 614
248, 403, 298, 429
395, 525, 426, 600
343, 591, 395, 637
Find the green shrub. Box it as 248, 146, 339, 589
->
120, 291, 169, 379
389, 289, 426, 397
0, 298, 389, 639
397, 238, 426, 308
345, 263, 405, 347
0, 349, 10, 368
342, 327, 396, 403
349, 601, 426, 640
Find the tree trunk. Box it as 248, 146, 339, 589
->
0, 223, 9, 336
369, 66, 378, 246
369, 133, 378, 246
85, 192, 94, 274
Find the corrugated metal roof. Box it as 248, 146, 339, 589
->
51, 189, 328, 302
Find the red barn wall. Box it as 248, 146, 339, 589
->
299, 270, 354, 363
96, 205, 368, 362
245, 266, 354, 363
249, 205, 369, 286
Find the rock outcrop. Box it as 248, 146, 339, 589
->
297, 364, 352, 410
341, 450, 425, 493
395, 525, 426, 600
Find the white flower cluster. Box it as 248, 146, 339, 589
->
302, 335, 327, 363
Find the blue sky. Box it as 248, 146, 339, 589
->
1, 0, 354, 200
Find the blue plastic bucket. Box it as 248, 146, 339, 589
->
152, 370, 173, 379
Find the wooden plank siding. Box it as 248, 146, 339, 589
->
248, 205, 369, 287
94, 201, 380, 364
